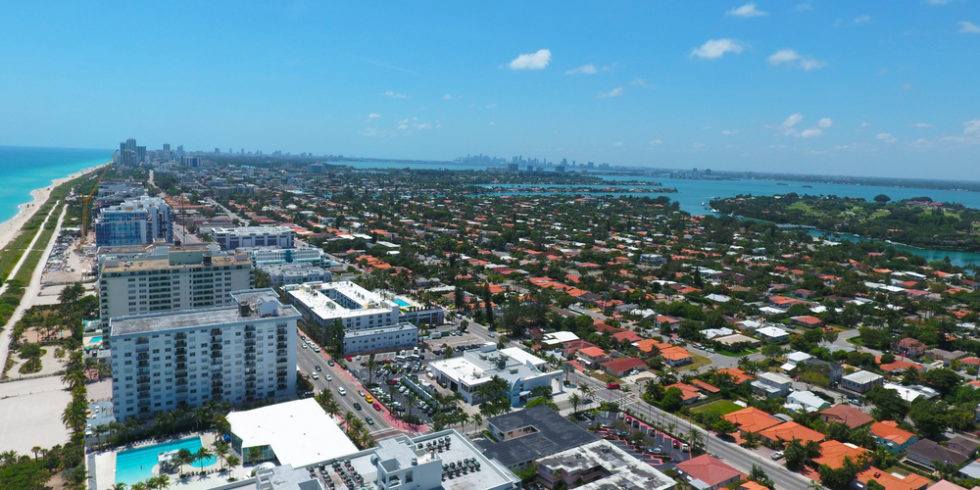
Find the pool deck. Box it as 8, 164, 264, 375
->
90, 432, 254, 490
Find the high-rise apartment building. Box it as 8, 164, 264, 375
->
97, 243, 253, 321
94, 196, 174, 247
109, 289, 299, 420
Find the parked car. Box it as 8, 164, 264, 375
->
772, 451, 784, 460
328, 359, 335, 367
606, 382, 620, 390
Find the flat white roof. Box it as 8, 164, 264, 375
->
756, 326, 789, 337
286, 281, 396, 320
499, 347, 547, 369
227, 398, 358, 468
541, 331, 579, 345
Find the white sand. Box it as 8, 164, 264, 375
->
0, 163, 108, 252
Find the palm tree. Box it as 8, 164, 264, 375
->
472, 413, 483, 432
109, 484, 128, 490
213, 441, 230, 471
154, 474, 170, 489
31, 446, 41, 460
176, 448, 193, 477
405, 393, 417, 418
366, 354, 378, 385
570, 392, 582, 414
226, 455, 240, 469
194, 447, 212, 473
578, 383, 595, 405
130, 482, 148, 490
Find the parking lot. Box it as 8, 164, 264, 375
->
579, 411, 693, 471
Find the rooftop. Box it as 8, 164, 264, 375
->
536, 440, 675, 490
477, 405, 598, 467
675, 454, 745, 488
110, 289, 298, 336
226, 398, 358, 468
284, 281, 397, 320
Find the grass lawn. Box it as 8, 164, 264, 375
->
679, 354, 712, 371
717, 347, 759, 357
690, 399, 742, 417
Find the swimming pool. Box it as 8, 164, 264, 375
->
393, 298, 410, 307
89, 336, 102, 343
115, 436, 216, 485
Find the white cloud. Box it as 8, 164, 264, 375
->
488, 121, 496, 126
690, 39, 744, 59
565, 64, 597, 75
442, 93, 460, 101
965, 119, 980, 137
721, 129, 740, 136
768, 49, 826, 70
485, 103, 498, 109
383, 91, 407, 99
853, 14, 871, 24
649, 139, 663, 146
959, 21, 980, 34
613, 141, 624, 147
782, 113, 804, 130
902, 83, 913, 91
726, 3, 767, 18
913, 122, 933, 128
800, 128, 823, 138
367, 113, 381, 119
631, 78, 655, 89
598, 87, 624, 98
508, 49, 551, 70
818, 118, 833, 128
876, 133, 897, 143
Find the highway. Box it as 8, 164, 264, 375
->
295, 337, 402, 440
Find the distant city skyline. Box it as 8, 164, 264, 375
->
1, 2, 978, 179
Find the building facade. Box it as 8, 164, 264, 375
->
210, 226, 295, 250
94, 196, 173, 247
109, 289, 298, 420
98, 244, 253, 323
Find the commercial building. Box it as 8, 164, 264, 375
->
251, 247, 330, 266
94, 196, 173, 247
259, 262, 332, 287
428, 345, 562, 406
284, 281, 442, 353
227, 398, 358, 467
210, 226, 295, 250
841, 370, 885, 393
477, 405, 598, 469
97, 244, 253, 322
535, 440, 675, 490
108, 289, 298, 420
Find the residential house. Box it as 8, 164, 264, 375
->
791, 315, 824, 328
601, 357, 647, 378
723, 407, 781, 436
894, 337, 929, 358
755, 326, 789, 343
576, 346, 609, 368
870, 420, 919, 453
664, 382, 704, 406
854, 467, 932, 490
759, 421, 825, 446
819, 405, 873, 429
675, 454, 745, 490
716, 368, 754, 385
785, 390, 831, 413
841, 370, 884, 393
813, 440, 870, 470
906, 437, 977, 469
751, 372, 792, 398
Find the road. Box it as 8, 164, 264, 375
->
566, 371, 815, 490
294, 338, 403, 440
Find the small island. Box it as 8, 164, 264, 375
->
710, 193, 980, 252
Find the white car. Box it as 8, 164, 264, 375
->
338, 387, 347, 396
325, 374, 333, 382
311, 373, 319, 380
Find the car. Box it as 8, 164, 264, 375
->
302, 344, 308, 349
346, 356, 352, 362
313, 346, 320, 352
358, 390, 365, 397
328, 359, 335, 366
365, 395, 374, 403
365, 417, 375, 425
772, 451, 784, 460
373, 402, 382, 411
353, 402, 362, 411
606, 382, 620, 390
672, 441, 680, 449
325, 374, 333, 381
681, 443, 690, 451
337, 387, 347, 396
311, 373, 319, 380
315, 365, 322, 371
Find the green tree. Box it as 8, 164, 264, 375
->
784, 440, 808, 471
659, 387, 683, 412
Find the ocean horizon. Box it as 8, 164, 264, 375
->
0, 146, 111, 224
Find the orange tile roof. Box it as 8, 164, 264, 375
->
870, 421, 917, 445
813, 440, 869, 469
856, 467, 931, 490
660, 345, 692, 361
723, 407, 781, 434
665, 382, 702, 401
691, 379, 720, 393
717, 368, 754, 384
634, 339, 661, 354
578, 346, 607, 358
739, 482, 771, 490
759, 421, 825, 444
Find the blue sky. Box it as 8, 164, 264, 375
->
0, 1, 978, 179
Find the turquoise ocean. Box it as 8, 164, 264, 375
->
0, 146, 111, 224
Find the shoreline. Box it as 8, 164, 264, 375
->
0, 162, 109, 253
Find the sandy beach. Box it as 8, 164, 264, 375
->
0, 162, 108, 253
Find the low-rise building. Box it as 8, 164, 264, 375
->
906, 437, 977, 469
674, 454, 744, 490
819, 404, 874, 429
785, 390, 831, 413
343, 322, 419, 355
259, 262, 332, 287
841, 370, 884, 393
536, 440, 675, 490
723, 407, 781, 435
870, 420, 919, 453
477, 405, 598, 469
751, 372, 792, 398
755, 326, 789, 343
211, 225, 295, 250
428, 345, 561, 406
